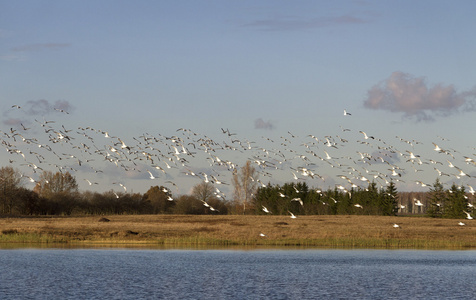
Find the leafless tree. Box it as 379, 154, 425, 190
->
192, 182, 215, 203
0, 166, 23, 214
34, 171, 78, 198
232, 160, 258, 214
33, 171, 79, 215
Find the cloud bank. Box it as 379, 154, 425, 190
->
3, 99, 75, 127
23, 99, 74, 116
364, 71, 476, 121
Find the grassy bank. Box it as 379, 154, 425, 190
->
1, 215, 475, 249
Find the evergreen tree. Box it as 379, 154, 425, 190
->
444, 184, 466, 219
336, 187, 352, 215
253, 184, 281, 214
364, 181, 379, 215
427, 178, 446, 218
143, 185, 174, 214
382, 180, 398, 216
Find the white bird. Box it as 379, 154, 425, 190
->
119, 183, 127, 192
414, 199, 424, 206
390, 169, 401, 177
432, 143, 443, 152
84, 179, 97, 186
291, 197, 303, 206
359, 176, 369, 182
262, 206, 271, 214
359, 131, 374, 140
458, 222, 466, 226
454, 167, 469, 178
393, 223, 401, 229
259, 233, 267, 237
147, 170, 156, 179
291, 171, 299, 180
288, 211, 297, 219
467, 185, 475, 196
354, 204, 363, 209
293, 186, 300, 193
406, 151, 420, 159
463, 211, 473, 220
343, 109, 351, 116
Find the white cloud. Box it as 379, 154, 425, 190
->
364, 71, 476, 121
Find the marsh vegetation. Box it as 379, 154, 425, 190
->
1, 215, 474, 249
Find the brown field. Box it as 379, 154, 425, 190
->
0, 214, 475, 249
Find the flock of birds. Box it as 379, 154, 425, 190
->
1, 106, 475, 229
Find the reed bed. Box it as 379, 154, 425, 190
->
0, 215, 475, 249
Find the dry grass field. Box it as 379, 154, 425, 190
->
1, 214, 475, 249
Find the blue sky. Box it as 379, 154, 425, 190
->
2, 1, 476, 197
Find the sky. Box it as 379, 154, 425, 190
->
2, 0, 476, 198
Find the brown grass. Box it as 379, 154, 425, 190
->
0, 215, 475, 249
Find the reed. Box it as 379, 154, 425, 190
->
0, 215, 474, 249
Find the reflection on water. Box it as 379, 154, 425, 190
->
1, 249, 475, 299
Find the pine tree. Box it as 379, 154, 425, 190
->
444, 184, 466, 219
427, 178, 446, 218
382, 180, 398, 216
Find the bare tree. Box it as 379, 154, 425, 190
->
232, 161, 258, 214
33, 171, 79, 215
192, 182, 215, 203
0, 166, 23, 214
34, 171, 78, 198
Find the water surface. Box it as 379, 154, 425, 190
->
1, 249, 475, 299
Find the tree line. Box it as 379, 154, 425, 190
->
252, 181, 398, 216
0, 166, 228, 216
0, 165, 473, 218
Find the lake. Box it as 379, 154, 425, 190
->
0, 248, 475, 299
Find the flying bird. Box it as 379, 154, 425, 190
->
147, 170, 156, 179
291, 197, 303, 206
359, 131, 374, 140
414, 199, 424, 206
54, 108, 69, 114
463, 211, 473, 220
262, 205, 271, 214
